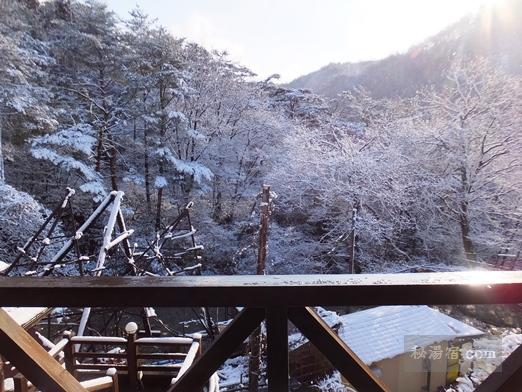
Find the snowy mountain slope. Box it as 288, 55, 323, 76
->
286, 61, 375, 97
288, 0, 522, 97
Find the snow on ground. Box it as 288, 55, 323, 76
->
218, 355, 249, 389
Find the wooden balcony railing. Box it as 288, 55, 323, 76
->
1, 271, 522, 392
65, 333, 202, 389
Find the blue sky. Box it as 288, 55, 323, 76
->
106, 0, 488, 82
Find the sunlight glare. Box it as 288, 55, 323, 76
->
466, 271, 498, 286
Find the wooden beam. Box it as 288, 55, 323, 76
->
266, 307, 289, 392
169, 308, 265, 392
0, 271, 521, 307
475, 344, 522, 392
0, 309, 87, 392
288, 307, 390, 392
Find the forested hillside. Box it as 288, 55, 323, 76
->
288, 0, 522, 97
1, 0, 521, 274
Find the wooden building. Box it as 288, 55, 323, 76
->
289, 305, 484, 391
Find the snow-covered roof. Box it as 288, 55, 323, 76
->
291, 306, 483, 366
2, 307, 50, 328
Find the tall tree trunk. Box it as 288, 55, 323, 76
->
107, 129, 118, 190
95, 69, 108, 173
155, 160, 164, 231
0, 123, 4, 183
459, 167, 476, 263
182, 174, 194, 205
155, 187, 163, 231
155, 83, 168, 231
143, 125, 151, 212
347, 199, 360, 274
459, 200, 476, 263
248, 185, 271, 392
212, 176, 223, 221
95, 126, 104, 173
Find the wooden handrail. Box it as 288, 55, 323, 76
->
80, 368, 119, 392
171, 341, 200, 382
135, 337, 194, 345
1, 272, 522, 392
80, 376, 114, 392
70, 337, 127, 344
1, 271, 521, 307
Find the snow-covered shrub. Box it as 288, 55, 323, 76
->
316, 371, 354, 391
0, 183, 63, 268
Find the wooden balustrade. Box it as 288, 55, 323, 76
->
62, 332, 201, 390
1, 271, 522, 391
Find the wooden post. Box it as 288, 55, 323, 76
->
256, 185, 271, 275
192, 333, 203, 357
63, 332, 76, 378
266, 308, 288, 391
125, 323, 139, 391
13, 374, 29, 392
106, 368, 119, 392
0, 355, 5, 392
248, 330, 261, 392
249, 185, 271, 392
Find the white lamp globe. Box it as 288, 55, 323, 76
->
125, 322, 138, 335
